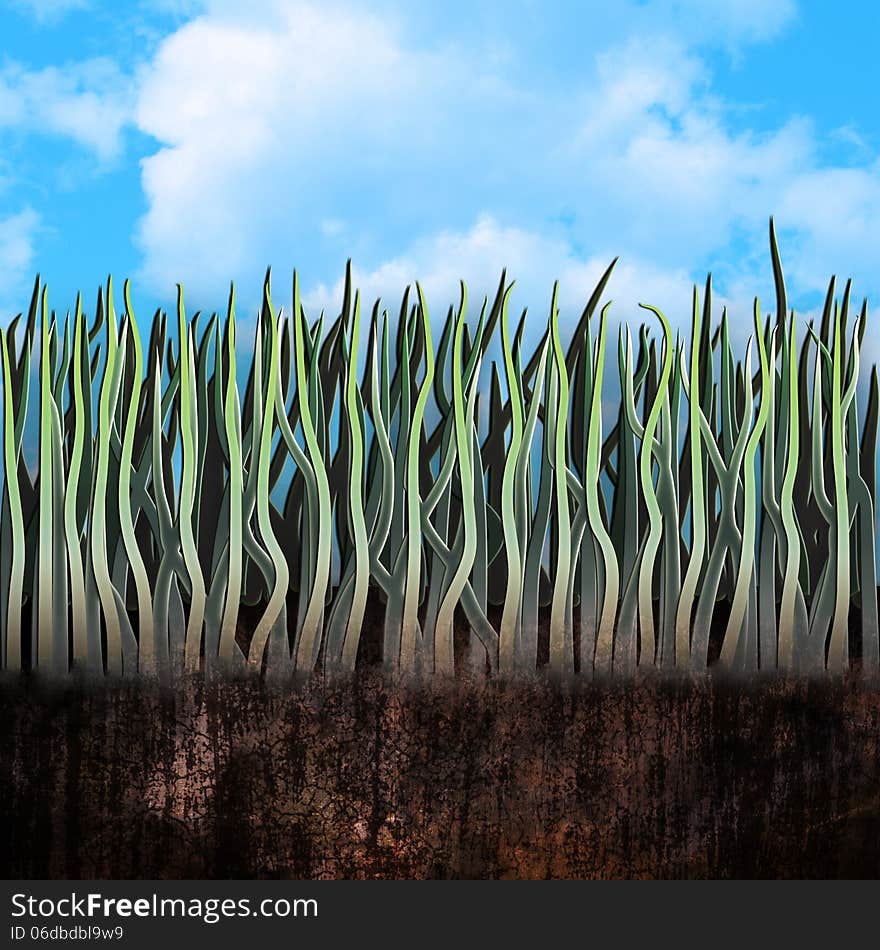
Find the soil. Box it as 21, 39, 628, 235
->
2, 668, 880, 879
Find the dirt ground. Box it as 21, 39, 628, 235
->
2, 670, 879, 879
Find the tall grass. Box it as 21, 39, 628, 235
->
0, 220, 876, 679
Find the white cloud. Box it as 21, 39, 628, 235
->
133, 0, 502, 298
304, 214, 694, 338
125, 0, 880, 348
562, 35, 814, 268
777, 166, 880, 293
0, 208, 40, 319
0, 59, 133, 161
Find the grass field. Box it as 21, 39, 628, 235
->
1, 219, 876, 679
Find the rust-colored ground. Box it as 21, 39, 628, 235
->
1, 673, 879, 878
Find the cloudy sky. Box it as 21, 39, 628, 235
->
1, 0, 878, 347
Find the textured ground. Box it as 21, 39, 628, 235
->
2, 671, 880, 879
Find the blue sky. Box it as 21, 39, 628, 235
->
1, 0, 880, 353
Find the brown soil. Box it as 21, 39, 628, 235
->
2, 670, 879, 878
